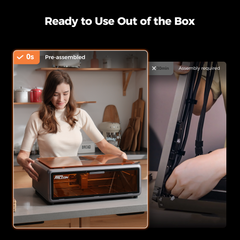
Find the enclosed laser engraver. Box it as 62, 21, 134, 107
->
32, 154, 141, 204
152, 62, 226, 216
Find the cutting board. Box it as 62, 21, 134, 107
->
131, 88, 145, 151
102, 105, 120, 123
131, 117, 140, 151
120, 118, 135, 151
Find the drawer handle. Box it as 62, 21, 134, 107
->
116, 212, 145, 216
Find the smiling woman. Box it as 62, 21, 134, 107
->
52, 88, 70, 109
17, 70, 127, 181
39, 70, 78, 133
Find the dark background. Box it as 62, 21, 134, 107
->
9, 9, 232, 233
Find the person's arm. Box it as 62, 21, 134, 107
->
173, 62, 215, 116
17, 150, 39, 181
165, 148, 226, 200
17, 113, 40, 181
80, 109, 127, 159
96, 138, 127, 159
192, 78, 215, 115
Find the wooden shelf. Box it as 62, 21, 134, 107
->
36, 67, 146, 96
36, 67, 145, 72
14, 102, 40, 105
14, 101, 96, 107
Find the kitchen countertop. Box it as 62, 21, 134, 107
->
13, 179, 147, 225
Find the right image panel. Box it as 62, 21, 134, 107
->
149, 62, 226, 228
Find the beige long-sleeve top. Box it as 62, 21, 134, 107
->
21, 108, 104, 157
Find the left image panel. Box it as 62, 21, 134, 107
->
12, 50, 148, 229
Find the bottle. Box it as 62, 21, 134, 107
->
103, 56, 111, 68
91, 51, 99, 68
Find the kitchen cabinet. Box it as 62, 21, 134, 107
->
35, 67, 146, 96
15, 213, 147, 229
15, 218, 80, 228
16, 212, 148, 229
139, 159, 147, 179
14, 166, 32, 189
80, 212, 147, 228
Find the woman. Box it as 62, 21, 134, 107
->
17, 70, 127, 182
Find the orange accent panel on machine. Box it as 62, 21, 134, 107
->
37, 154, 134, 169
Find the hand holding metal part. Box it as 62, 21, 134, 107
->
165, 148, 226, 200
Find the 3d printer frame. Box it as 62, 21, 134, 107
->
152, 62, 226, 216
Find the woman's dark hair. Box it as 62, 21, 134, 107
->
39, 70, 78, 133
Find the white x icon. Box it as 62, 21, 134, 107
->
152, 66, 156, 70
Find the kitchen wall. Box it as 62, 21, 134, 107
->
149, 74, 226, 171
13, 50, 148, 151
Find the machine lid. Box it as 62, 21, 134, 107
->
37, 154, 135, 169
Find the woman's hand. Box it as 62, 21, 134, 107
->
96, 139, 128, 159
165, 148, 226, 200
21, 158, 39, 182
120, 152, 127, 159
17, 150, 39, 181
